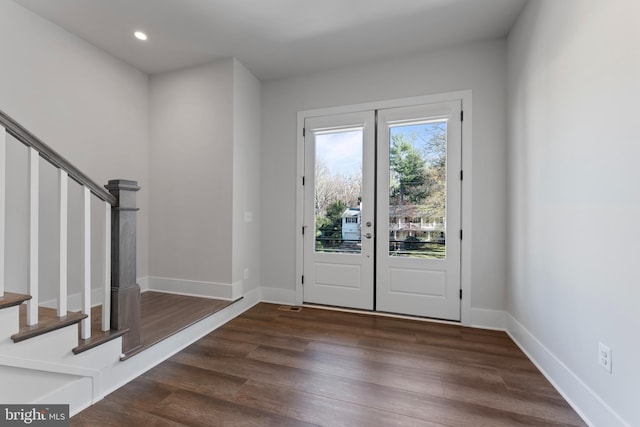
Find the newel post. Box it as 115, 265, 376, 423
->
106, 179, 142, 355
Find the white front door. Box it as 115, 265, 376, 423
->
376, 101, 462, 320
302, 111, 375, 310
302, 101, 462, 320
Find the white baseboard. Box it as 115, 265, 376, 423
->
261, 286, 297, 305
505, 313, 629, 427
145, 276, 240, 301
231, 280, 243, 300
470, 307, 506, 330
40, 288, 105, 312
137, 276, 149, 292
40, 278, 152, 311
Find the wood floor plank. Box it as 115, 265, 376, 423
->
356, 333, 540, 372
206, 326, 310, 352
245, 344, 448, 397
73, 303, 586, 426
441, 381, 585, 426
140, 360, 248, 401
304, 339, 507, 387
169, 350, 337, 393
71, 399, 186, 426
191, 334, 262, 357
151, 388, 318, 427
139, 291, 234, 350
232, 380, 447, 427
101, 376, 178, 413
227, 315, 367, 347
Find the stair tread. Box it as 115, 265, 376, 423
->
0, 292, 32, 310
12, 307, 87, 343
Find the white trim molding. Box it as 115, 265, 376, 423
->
261, 287, 297, 305
137, 276, 149, 292
40, 288, 105, 312
470, 308, 506, 330
145, 276, 241, 301
231, 280, 243, 301
506, 314, 630, 427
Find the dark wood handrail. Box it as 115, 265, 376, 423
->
0, 108, 117, 205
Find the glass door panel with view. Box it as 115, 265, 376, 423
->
388, 120, 447, 259
314, 128, 363, 254
376, 102, 461, 320
303, 111, 375, 310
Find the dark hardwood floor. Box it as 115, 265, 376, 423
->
78, 291, 234, 355
72, 303, 586, 426
126, 291, 235, 358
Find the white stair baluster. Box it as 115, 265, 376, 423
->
102, 200, 111, 331
0, 126, 5, 297
80, 186, 91, 339
27, 147, 39, 325
58, 169, 68, 317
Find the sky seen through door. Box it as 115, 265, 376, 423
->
315, 130, 362, 176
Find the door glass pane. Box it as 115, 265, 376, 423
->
388, 120, 447, 259
314, 128, 363, 254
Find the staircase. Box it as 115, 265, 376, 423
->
0, 292, 122, 411
0, 109, 141, 413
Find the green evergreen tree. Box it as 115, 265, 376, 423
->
389, 134, 429, 204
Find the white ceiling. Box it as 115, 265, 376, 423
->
14, 0, 527, 81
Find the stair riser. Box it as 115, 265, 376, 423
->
0, 306, 19, 339
0, 325, 78, 360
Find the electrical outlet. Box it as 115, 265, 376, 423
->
598, 342, 612, 373
244, 268, 249, 280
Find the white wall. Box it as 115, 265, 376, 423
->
149, 58, 262, 298
507, 1, 640, 426
0, 1, 149, 293
261, 39, 508, 312
232, 59, 262, 292
149, 59, 234, 287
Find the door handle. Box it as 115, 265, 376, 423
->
365, 233, 373, 239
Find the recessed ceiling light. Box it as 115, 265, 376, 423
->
134, 31, 148, 41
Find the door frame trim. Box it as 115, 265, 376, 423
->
296, 90, 473, 325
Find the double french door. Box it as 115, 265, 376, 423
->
302, 100, 462, 320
